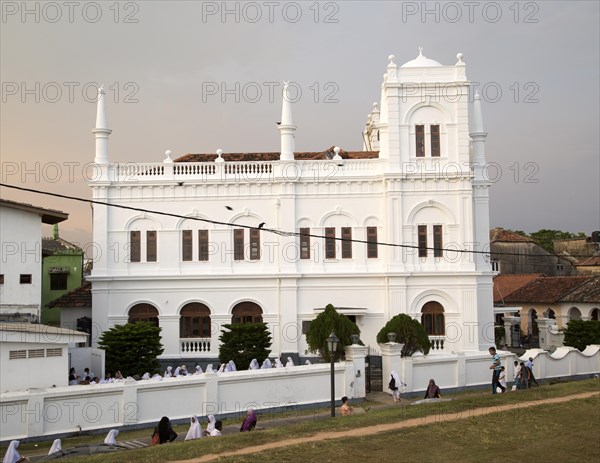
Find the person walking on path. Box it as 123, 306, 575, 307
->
489, 347, 506, 394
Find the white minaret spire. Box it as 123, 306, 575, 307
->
470, 91, 492, 272
470, 91, 488, 181
93, 86, 112, 164
279, 82, 296, 161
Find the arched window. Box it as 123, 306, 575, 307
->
180, 303, 211, 338
128, 303, 159, 326
232, 302, 263, 324
544, 309, 556, 320
528, 309, 538, 336
591, 308, 599, 321
568, 307, 582, 321
421, 302, 445, 336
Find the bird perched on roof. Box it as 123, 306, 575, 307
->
225, 206, 233, 211
258, 222, 265, 229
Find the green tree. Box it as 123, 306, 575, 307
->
563, 320, 600, 351
218, 323, 272, 369
306, 304, 360, 361
528, 229, 586, 253
98, 322, 164, 376
376, 314, 431, 356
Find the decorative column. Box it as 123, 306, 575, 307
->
344, 344, 368, 399
379, 341, 403, 395
503, 315, 520, 348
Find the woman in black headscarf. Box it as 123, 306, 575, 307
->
153, 416, 178, 444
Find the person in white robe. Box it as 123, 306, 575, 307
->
274, 358, 283, 368
285, 357, 294, 367
194, 365, 203, 375
141, 372, 151, 380
205, 364, 215, 374
305, 360, 312, 365
48, 439, 61, 455
204, 415, 216, 436
2, 440, 27, 463
104, 429, 119, 445
185, 415, 202, 440
173, 366, 181, 377
164, 366, 173, 378
249, 359, 260, 370
261, 358, 272, 369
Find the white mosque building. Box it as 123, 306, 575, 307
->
88, 49, 495, 364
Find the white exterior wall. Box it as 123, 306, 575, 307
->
0, 327, 87, 392
2, 345, 597, 442
89, 53, 495, 358
0, 362, 350, 442
0, 206, 43, 321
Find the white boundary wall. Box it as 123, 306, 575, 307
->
381, 344, 600, 394
1, 347, 367, 442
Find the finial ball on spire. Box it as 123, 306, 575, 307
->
165, 150, 172, 157
216, 149, 223, 156
388, 54, 395, 64
334, 146, 341, 155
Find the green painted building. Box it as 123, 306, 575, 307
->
42, 225, 84, 326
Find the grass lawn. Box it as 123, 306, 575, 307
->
217, 395, 600, 463
8, 378, 600, 462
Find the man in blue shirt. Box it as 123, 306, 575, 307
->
489, 347, 506, 394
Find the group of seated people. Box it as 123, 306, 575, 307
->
154, 408, 257, 444
3, 409, 259, 463
69, 368, 124, 385
68, 357, 311, 388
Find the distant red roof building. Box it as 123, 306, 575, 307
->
493, 274, 543, 304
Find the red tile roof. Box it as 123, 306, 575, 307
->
559, 276, 600, 303
503, 276, 593, 304
47, 282, 91, 308
175, 147, 379, 163
577, 256, 600, 266
490, 228, 534, 243
493, 274, 543, 304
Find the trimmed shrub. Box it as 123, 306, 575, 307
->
376, 314, 431, 356
98, 322, 164, 377
218, 323, 272, 368
563, 320, 600, 351
306, 304, 361, 361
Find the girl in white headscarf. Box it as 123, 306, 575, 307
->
204, 415, 216, 436
104, 429, 119, 445
205, 364, 214, 374
48, 439, 61, 455
185, 415, 202, 440
261, 358, 272, 369
285, 357, 294, 367
141, 372, 151, 380
173, 366, 181, 377
218, 363, 226, 373
305, 359, 312, 365
226, 360, 237, 372
249, 359, 260, 370
274, 358, 283, 368
194, 365, 203, 375
389, 370, 403, 403
2, 440, 27, 463
164, 366, 173, 378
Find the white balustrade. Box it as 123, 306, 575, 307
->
180, 338, 211, 354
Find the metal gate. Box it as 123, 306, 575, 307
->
365, 346, 382, 392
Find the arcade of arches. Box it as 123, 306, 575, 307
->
127, 301, 264, 339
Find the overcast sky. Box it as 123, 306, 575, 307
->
1, 1, 599, 247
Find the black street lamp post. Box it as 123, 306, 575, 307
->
327, 331, 339, 417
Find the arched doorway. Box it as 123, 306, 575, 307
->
421, 302, 445, 351
128, 303, 159, 326
591, 308, 599, 321
232, 302, 263, 324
